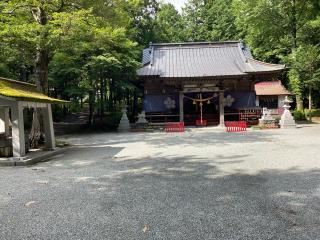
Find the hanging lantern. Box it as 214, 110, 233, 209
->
193, 100, 196, 105
207, 100, 211, 104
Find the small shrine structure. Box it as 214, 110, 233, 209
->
0, 77, 65, 157
255, 81, 291, 115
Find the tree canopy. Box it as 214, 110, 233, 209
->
0, 0, 320, 125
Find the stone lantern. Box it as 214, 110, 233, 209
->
279, 96, 296, 129
117, 105, 131, 132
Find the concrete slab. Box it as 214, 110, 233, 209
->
0, 147, 69, 166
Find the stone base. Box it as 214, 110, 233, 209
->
0, 147, 68, 166
217, 124, 227, 130
280, 124, 297, 129
259, 119, 278, 129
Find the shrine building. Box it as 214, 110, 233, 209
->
136, 41, 286, 126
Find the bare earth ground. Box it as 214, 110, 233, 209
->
1, 125, 320, 239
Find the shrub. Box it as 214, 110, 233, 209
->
305, 109, 320, 118
91, 111, 123, 131
293, 110, 306, 121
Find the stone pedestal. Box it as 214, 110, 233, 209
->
259, 108, 277, 128
279, 97, 296, 129
118, 105, 131, 132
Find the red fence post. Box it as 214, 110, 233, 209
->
225, 121, 247, 132
165, 122, 185, 133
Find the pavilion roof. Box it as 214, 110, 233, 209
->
137, 41, 285, 78
255, 81, 292, 96
0, 77, 66, 103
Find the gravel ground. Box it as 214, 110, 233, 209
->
1, 125, 320, 239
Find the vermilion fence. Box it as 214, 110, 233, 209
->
165, 122, 185, 132
225, 121, 247, 132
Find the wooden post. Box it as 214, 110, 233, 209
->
0, 107, 9, 136
42, 104, 55, 150
11, 102, 25, 157
255, 96, 259, 107
179, 91, 184, 122
218, 90, 225, 127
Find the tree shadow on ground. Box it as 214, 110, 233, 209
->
83, 155, 320, 240
1, 144, 320, 240
43, 144, 125, 168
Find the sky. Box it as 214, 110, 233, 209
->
162, 0, 187, 11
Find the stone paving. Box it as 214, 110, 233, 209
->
0, 125, 320, 239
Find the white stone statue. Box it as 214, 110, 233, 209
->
261, 107, 274, 121
279, 96, 296, 129
136, 111, 148, 124
117, 105, 131, 132
259, 107, 276, 127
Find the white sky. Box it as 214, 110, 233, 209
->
162, 0, 187, 11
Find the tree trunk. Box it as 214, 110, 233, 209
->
29, 7, 49, 147
100, 74, 105, 118
35, 48, 49, 94
88, 90, 95, 127
290, 0, 298, 50
29, 46, 49, 146
109, 79, 114, 112
29, 109, 42, 148
133, 89, 138, 117
296, 95, 303, 110
309, 86, 312, 122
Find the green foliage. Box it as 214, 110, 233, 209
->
91, 111, 123, 131
153, 3, 184, 42
1, 0, 320, 126
293, 110, 306, 121
232, 0, 318, 61
285, 44, 320, 107
305, 109, 320, 117
183, 0, 238, 41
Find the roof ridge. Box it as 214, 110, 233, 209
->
150, 41, 241, 47
247, 58, 285, 67
0, 77, 37, 88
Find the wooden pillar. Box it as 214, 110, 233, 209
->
179, 91, 184, 122
11, 102, 25, 157
255, 96, 259, 107
218, 90, 225, 127
0, 107, 10, 136
42, 104, 55, 150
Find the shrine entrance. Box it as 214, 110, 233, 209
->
183, 92, 219, 126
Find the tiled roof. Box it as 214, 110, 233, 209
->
0, 77, 66, 103
255, 81, 291, 96
137, 41, 285, 78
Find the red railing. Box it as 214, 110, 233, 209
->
165, 122, 185, 132
225, 121, 247, 132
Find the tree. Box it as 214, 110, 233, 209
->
126, 0, 160, 47
0, 0, 140, 144
233, 0, 320, 109
287, 45, 320, 120
153, 3, 184, 43
182, 0, 239, 41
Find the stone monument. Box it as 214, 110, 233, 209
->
259, 108, 277, 128
279, 96, 296, 129
117, 105, 131, 132
135, 111, 148, 128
